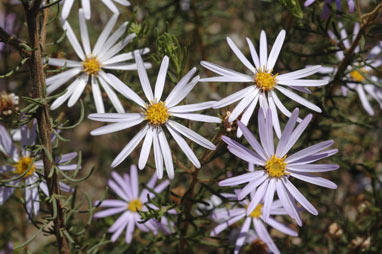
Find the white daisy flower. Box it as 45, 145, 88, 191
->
93, 165, 174, 243
89, 53, 220, 179
200, 30, 328, 138
211, 192, 298, 254
0, 123, 79, 217
320, 22, 382, 115
61, 0, 131, 20
47, 9, 150, 113
219, 108, 338, 226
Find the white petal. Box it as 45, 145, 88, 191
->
158, 129, 174, 179
246, 37, 260, 70
200, 61, 250, 78
237, 94, 259, 138
104, 73, 146, 108
213, 86, 256, 109
165, 67, 197, 105
167, 120, 215, 150
259, 30, 268, 69
97, 75, 125, 113
135, 51, 154, 102
90, 117, 144, 135
91, 76, 105, 113
138, 128, 153, 169
111, 125, 149, 167
266, 30, 285, 71
275, 86, 321, 112
47, 58, 82, 68
154, 56, 169, 101
62, 21, 85, 60
282, 178, 318, 215
171, 113, 221, 123
67, 75, 89, 107
278, 65, 322, 80
78, 9, 91, 55
153, 131, 164, 179
88, 112, 142, 123
61, 0, 74, 20
167, 124, 200, 168
93, 14, 119, 56
166, 75, 200, 108
290, 172, 337, 189
278, 79, 328, 87
170, 101, 216, 113
227, 37, 256, 73
81, 0, 91, 19
228, 88, 257, 122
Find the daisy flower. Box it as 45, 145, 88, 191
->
320, 22, 382, 115
61, 0, 131, 20
200, 30, 328, 138
0, 123, 79, 216
304, 0, 354, 19
211, 192, 298, 254
93, 165, 173, 243
47, 9, 150, 113
89, 53, 220, 179
219, 108, 338, 226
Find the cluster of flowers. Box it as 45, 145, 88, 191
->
0, 0, 380, 253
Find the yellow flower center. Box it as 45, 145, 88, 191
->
128, 199, 142, 212
145, 101, 169, 126
249, 204, 263, 218
82, 57, 101, 75
349, 69, 366, 82
13, 157, 35, 177
255, 68, 277, 91
265, 154, 287, 178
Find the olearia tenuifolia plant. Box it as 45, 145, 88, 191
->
0, 0, 382, 253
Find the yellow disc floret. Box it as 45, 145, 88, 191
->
82, 57, 101, 75
13, 157, 35, 177
128, 199, 143, 212
349, 69, 366, 82
249, 204, 263, 218
265, 154, 287, 178
255, 67, 277, 91
145, 101, 169, 126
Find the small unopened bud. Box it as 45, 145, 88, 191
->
246, 239, 268, 254
0, 91, 19, 116
351, 236, 371, 249
328, 222, 343, 238
221, 111, 237, 133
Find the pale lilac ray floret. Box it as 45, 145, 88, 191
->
89, 53, 220, 179
319, 22, 382, 116
0, 123, 79, 217
210, 191, 298, 254
304, 0, 354, 19
47, 9, 150, 113
200, 30, 328, 138
219, 108, 339, 226
61, 0, 131, 20
93, 165, 174, 243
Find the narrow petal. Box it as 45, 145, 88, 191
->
154, 56, 169, 101
290, 172, 337, 189
275, 86, 322, 112
282, 178, 318, 215
91, 76, 105, 113
262, 178, 276, 221
90, 117, 144, 135
78, 9, 91, 55
286, 140, 334, 163
135, 51, 154, 102
233, 218, 251, 254
158, 129, 174, 179
227, 37, 256, 73
171, 113, 221, 123
266, 30, 286, 71
92, 14, 119, 56
246, 179, 269, 216
111, 125, 149, 167
246, 37, 260, 69
166, 124, 201, 168
62, 21, 85, 60
214, 86, 256, 109
153, 131, 164, 179
138, 127, 153, 169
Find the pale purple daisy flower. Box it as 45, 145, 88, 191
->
211, 191, 298, 254
47, 9, 150, 113
304, 0, 355, 19
0, 123, 79, 217
61, 0, 131, 20
89, 54, 219, 179
200, 30, 328, 138
319, 22, 382, 115
219, 108, 338, 226
94, 165, 174, 243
